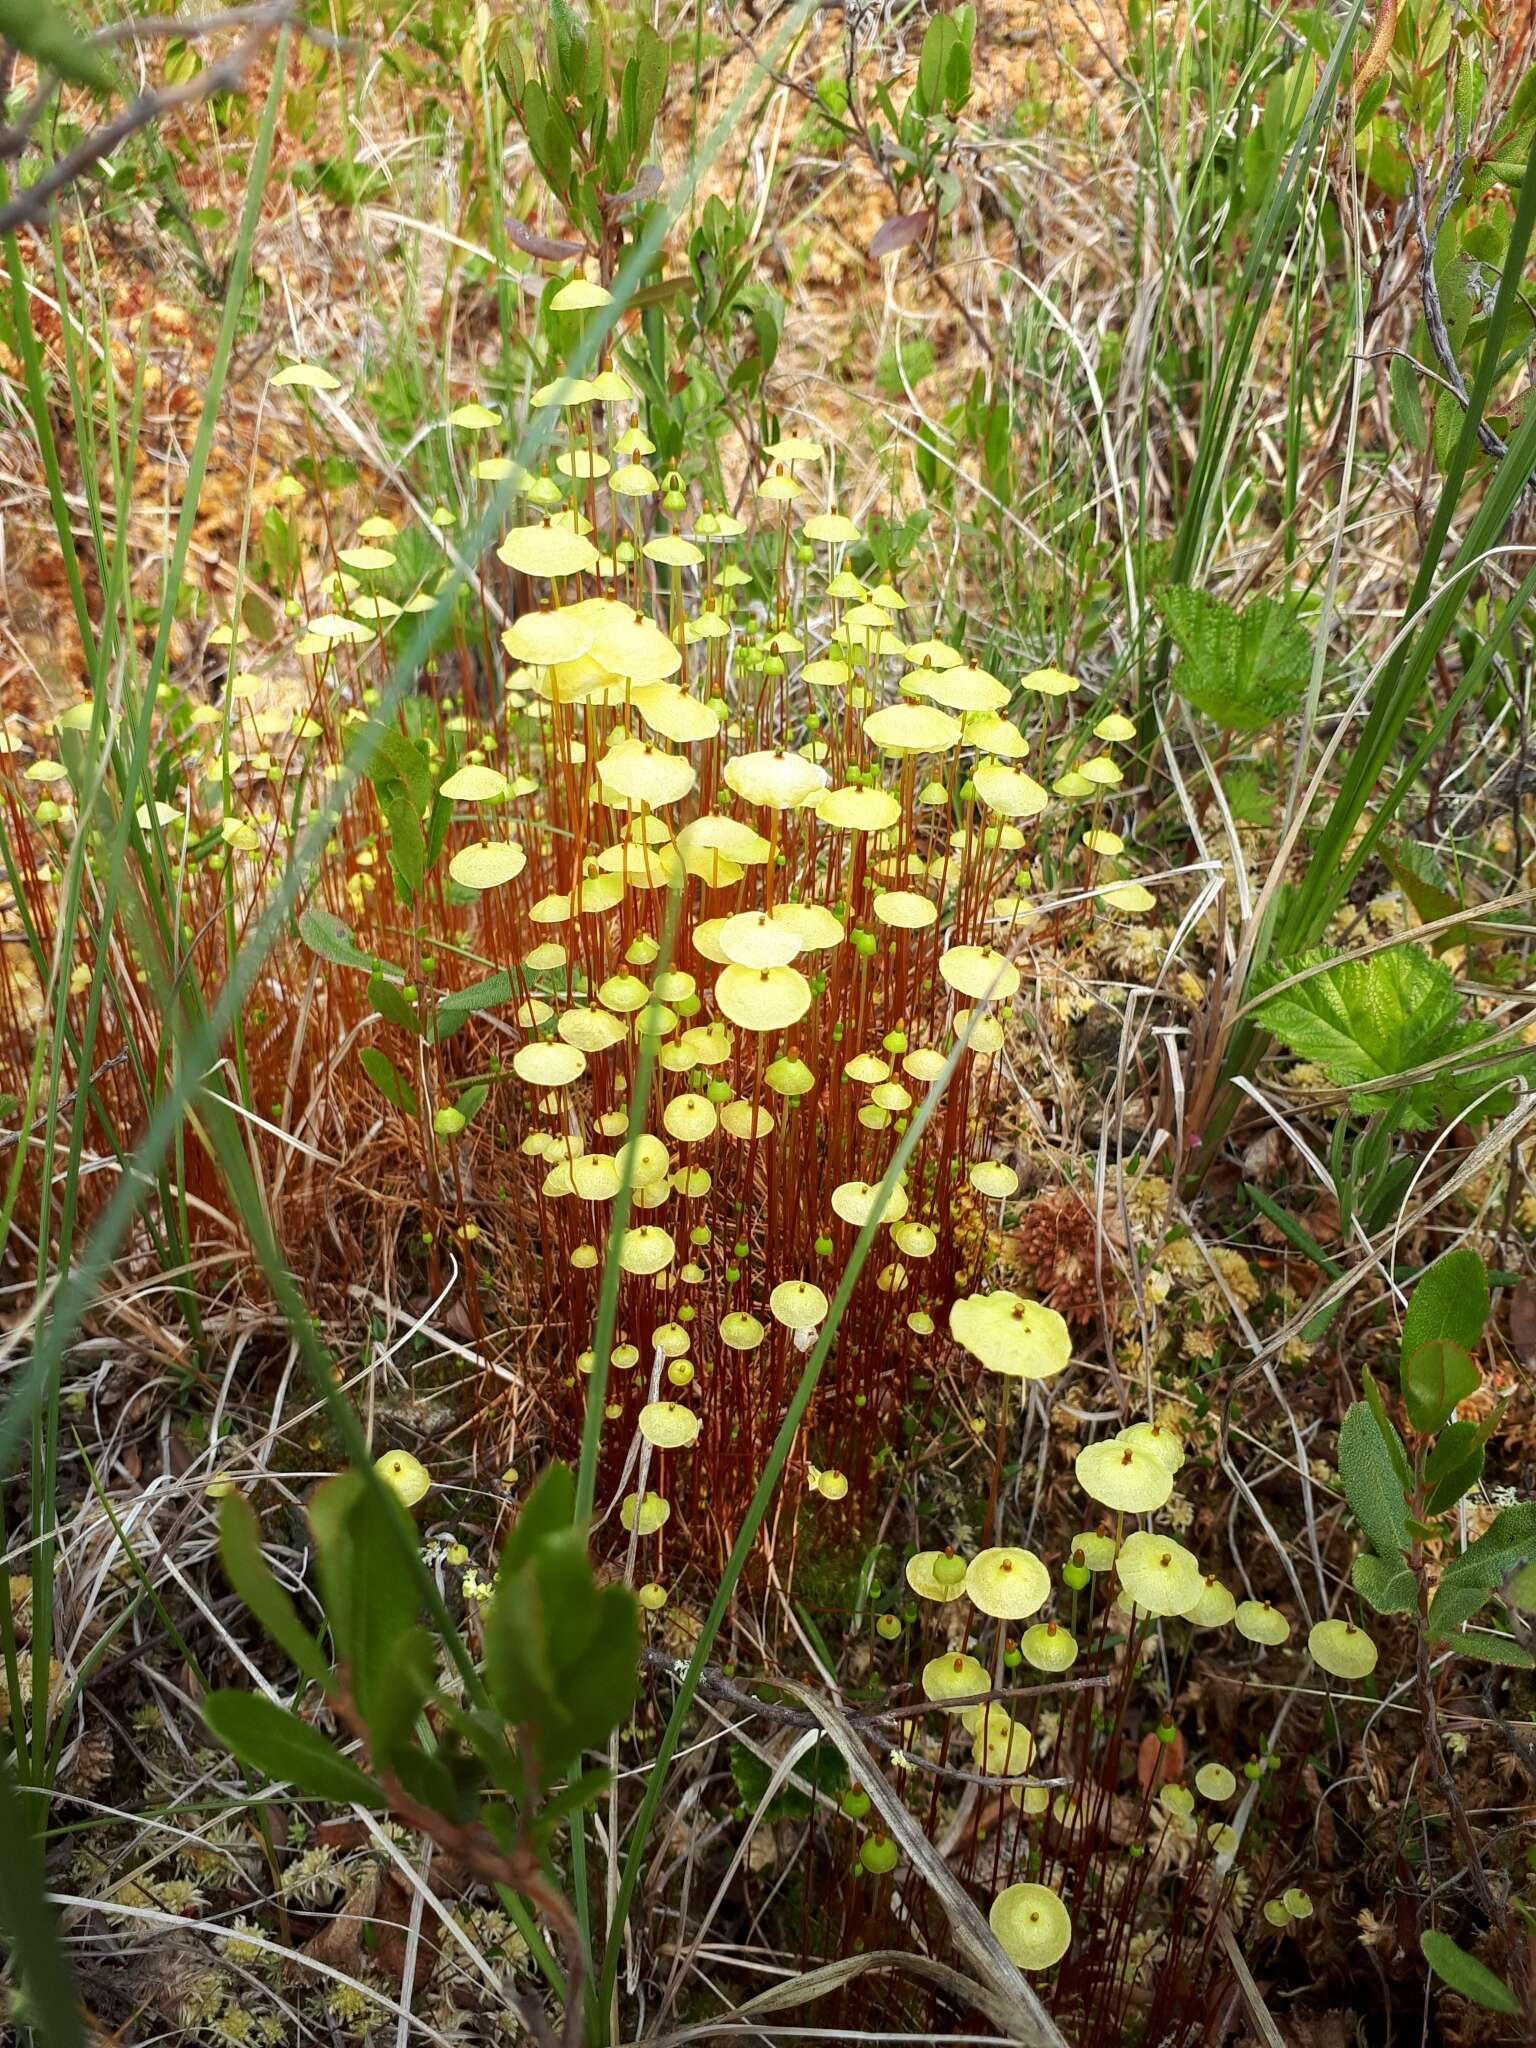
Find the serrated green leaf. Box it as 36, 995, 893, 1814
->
1352, 1549, 1417, 1614
218, 1495, 334, 1694
1422, 1930, 1522, 2014
1255, 944, 1466, 1119
203, 1692, 385, 1806
1337, 1402, 1410, 1563
1157, 584, 1311, 732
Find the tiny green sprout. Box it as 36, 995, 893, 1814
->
814, 1235, 834, 1257
1243, 1756, 1264, 1781
932, 1550, 967, 1588
841, 1787, 871, 1820
861, 1833, 899, 1875
433, 1107, 466, 1138
1062, 1557, 1091, 1592
1155, 1715, 1178, 1747
876, 1613, 902, 1640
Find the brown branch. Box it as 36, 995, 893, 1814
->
0, 5, 329, 234
330, 1689, 586, 2048
641, 1644, 1107, 1788
1412, 154, 1509, 463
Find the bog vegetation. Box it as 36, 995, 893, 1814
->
2, 0, 1536, 2044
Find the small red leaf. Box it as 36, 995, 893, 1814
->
1511, 1281, 1536, 1363
868, 210, 932, 260
505, 216, 585, 260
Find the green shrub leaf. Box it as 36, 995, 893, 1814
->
218, 1495, 334, 1694
1401, 1248, 1490, 1362
298, 906, 377, 973
1337, 1401, 1410, 1563
1352, 1549, 1417, 1614
1401, 1339, 1480, 1436
203, 1692, 385, 1806
358, 1046, 418, 1117
1421, 1930, 1522, 2015
0, 1, 115, 91
307, 1472, 422, 1728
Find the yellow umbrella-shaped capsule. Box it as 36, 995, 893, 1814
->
1308, 1618, 1377, 1678
905, 1552, 968, 1604
440, 763, 509, 802
663, 1093, 718, 1143
1119, 1420, 1185, 1474
873, 890, 939, 929
1234, 1600, 1291, 1646
921, 1652, 987, 1707
830, 1179, 909, 1227
949, 1291, 1070, 1379
1069, 1530, 1117, 1572
972, 1706, 1034, 1775
863, 702, 962, 753
617, 1226, 675, 1276
620, 1491, 670, 1534
939, 945, 1020, 1002
597, 741, 696, 809
1195, 1762, 1236, 1801
497, 523, 600, 578
638, 1402, 700, 1450
816, 784, 901, 833
966, 1546, 1050, 1620
771, 900, 845, 952
1186, 1574, 1237, 1627
723, 748, 829, 810
449, 840, 527, 889
990, 1883, 1072, 1971
376, 1449, 430, 1507
715, 964, 812, 1033
501, 609, 596, 667
512, 1041, 586, 1087
718, 911, 803, 969
720, 1312, 766, 1351
972, 758, 1049, 819
1075, 1438, 1172, 1514
1020, 1621, 1078, 1673
1115, 1531, 1203, 1616
769, 1280, 829, 1331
